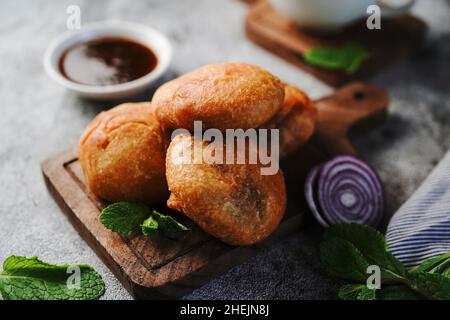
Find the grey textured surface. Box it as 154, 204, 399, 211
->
0, 0, 449, 300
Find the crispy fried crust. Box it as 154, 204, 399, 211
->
78, 102, 169, 204
165, 134, 287, 245
263, 84, 317, 158
151, 62, 285, 131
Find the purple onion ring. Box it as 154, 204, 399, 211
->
305, 155, 384, 227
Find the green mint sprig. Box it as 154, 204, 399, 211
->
150, 210, 191, 239
0, 256, 105, 300
321, 223, 450, 300
100, 202, 149, 236
100, 202, 191, 239
412, 252, 450, 276
304, 44, 369, 74
141, 215, 159, 236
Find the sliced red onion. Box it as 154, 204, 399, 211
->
305, 155, 384, 227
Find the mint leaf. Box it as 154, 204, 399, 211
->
325, 224, 406, 280
99, 202, 191, 240
304, 44, 369, 74
408, 272, 450, 300
0, 256, 105, 300
320, 236, 370, 282
151, 210, 191, 240
141, 216, 158, 236
377, 285, 423, 300
412, 253, 450, 277
338, 284, 376, 300
100, 202, 150, 236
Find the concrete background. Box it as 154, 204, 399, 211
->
0, 0, 449, 299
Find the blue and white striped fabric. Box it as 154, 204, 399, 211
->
386, 150, 450, 268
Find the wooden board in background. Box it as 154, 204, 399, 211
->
42, 82, 388, 299
245, 0, 427, 86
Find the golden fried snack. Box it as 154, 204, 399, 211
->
262, 84, 317, 159
151, 62, 285, 131
165, 134, 287, 245
79, 102, 169, 204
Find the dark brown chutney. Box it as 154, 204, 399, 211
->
59, 37, 157, 86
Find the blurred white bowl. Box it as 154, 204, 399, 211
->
43, 21, 172, 100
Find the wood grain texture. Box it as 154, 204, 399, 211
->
245, 0, 427, 86
42, 82, 388, 299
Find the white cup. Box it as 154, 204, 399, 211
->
269, 0, 416, 32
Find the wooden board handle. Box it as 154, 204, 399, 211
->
313, 82, 389, 155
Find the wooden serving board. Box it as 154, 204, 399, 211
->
245, 0, 426, 86
42, 82, 388, 299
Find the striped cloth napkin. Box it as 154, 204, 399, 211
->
386, 149, 450, 267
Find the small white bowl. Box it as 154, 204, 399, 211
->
43, 21, 172, 100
